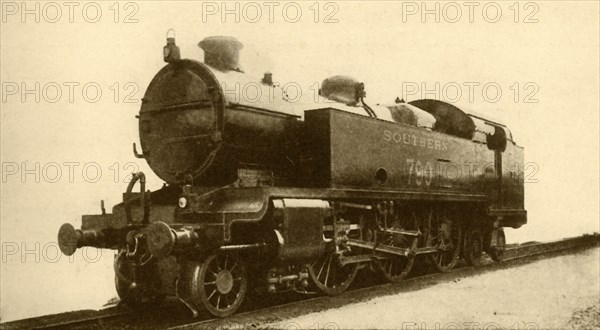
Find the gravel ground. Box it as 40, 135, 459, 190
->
278, 247, 600, 330
566, 302, 600, 329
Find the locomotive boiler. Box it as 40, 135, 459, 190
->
58, 34, 527, 317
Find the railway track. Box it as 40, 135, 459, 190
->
34, 312, 129, 330
2, 234, 598, 330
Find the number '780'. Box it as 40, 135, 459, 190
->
405, 159, 435, 186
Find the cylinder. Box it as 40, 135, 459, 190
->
145, 222, 198, 258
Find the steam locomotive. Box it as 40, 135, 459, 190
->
58, 34, 526, 317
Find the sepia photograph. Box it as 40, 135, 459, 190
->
1, 1, 599, 329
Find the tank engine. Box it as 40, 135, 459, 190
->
58, 34, 526, 317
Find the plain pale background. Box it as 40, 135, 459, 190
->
1, 0, 598, 322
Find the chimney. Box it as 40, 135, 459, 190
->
198, 36, 243, 72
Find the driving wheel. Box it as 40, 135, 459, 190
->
428, 220, 462, 272
307, 251, 358, 295
375, 234, 417, 282
465, 228, 484, 267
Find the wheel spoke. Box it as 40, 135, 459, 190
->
316, 256, 327, 279
324, 255, 332, 286
216, 256, 223, 271
224, 293, 231, 308
207, 289, 217, 301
